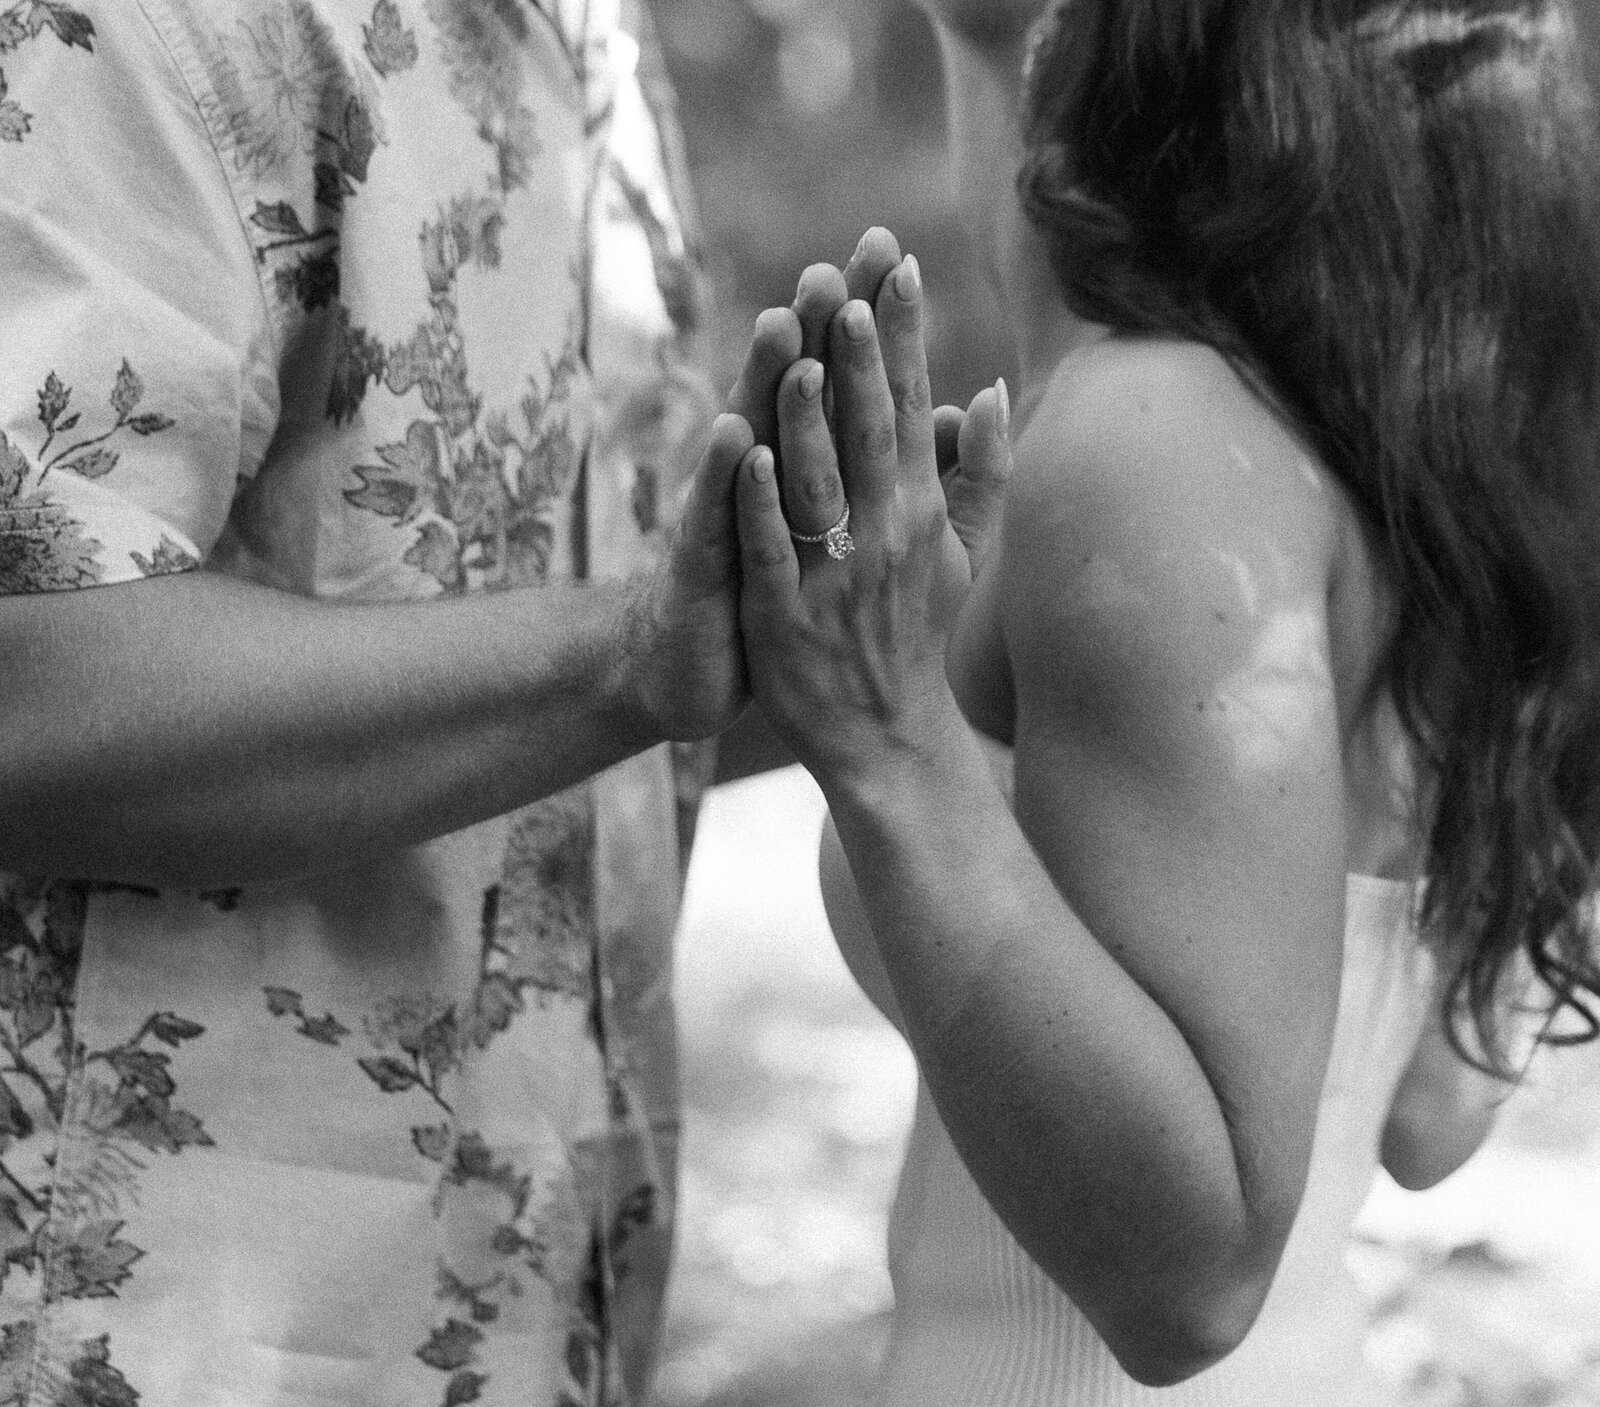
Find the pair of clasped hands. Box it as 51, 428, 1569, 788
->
657, 228, 1012, 796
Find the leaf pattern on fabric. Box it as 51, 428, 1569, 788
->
442, 1370, 487, 1407
44, 1220, 143, 1301
343, 188, 583, 590
0, 73, 29, 142
230, 0, 590, 595
34, 360, 176, 479
194, 3, 384, 353
417, 1319, 482, 1372
0, 881, 211, 1402
0, 1320, 140, 1407
193, 1, 376, 182
54, 1334, 139, 1407
423, 0, 540, 195
492, 794, 598, 1005
0, 2, 93, 144
250, 192, 340, 310
260, 988, 350, 1046
0, 477, 103, 593
326, 304, 387, 424
363, 0, 417, 77
346, 419, 439, 523
257, 786, 612, 1405
129, 537, 199, 579
1, 361, 180, 593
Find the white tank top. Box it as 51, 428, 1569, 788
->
876, 875, 1433, 1407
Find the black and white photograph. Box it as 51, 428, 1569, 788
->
2, 2, 1599, 1405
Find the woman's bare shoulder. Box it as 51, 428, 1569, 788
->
1011, 339, 1357, 594
1015, 337, 1338, 535
995, 337, 1353, 763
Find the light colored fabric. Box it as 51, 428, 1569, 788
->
878, 874, 1433, 1407
0, 2, 713, 1402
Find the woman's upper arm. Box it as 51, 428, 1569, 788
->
996, 350, 1352, 1212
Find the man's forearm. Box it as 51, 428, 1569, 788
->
0, 571, 662, 887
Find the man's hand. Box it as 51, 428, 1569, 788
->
623, 413, 754, 741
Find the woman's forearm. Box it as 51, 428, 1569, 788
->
821, 722, 1296, 1386
0, 570, 666, 887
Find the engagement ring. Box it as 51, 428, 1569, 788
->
790, 503, 855, 560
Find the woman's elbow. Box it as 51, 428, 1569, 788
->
1098, 1273, 1272, 1387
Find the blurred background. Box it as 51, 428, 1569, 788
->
645, 4, 1600, 1405
649, 0, 1014, 409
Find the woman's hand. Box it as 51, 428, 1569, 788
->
730, 253, 1011, 788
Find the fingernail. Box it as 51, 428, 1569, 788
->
748, 446, 774, 484
851, 230, 870, 263
799, 362, 824, 401
995, 377, 1011, 437
894, 254, 921, 301
843, 301, 873, 342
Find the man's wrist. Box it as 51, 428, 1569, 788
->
607, 573, 674, 746
496, 579, 664, 763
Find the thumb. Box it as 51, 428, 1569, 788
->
673, 413, 754, 589
945, 379, 1013, 576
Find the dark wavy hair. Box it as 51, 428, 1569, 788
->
1019, 0, 1600, 1070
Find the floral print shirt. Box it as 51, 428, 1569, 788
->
0, 3, 715, 1404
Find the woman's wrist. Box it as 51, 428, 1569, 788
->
810, 684, 985, 818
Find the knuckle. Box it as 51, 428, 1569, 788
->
891, 372, 932, 419
749, 538, 792, 572
798, 473, 841, 510
915, 496, 947, 537
880, 520, 911, 565
851, 419, 897, 463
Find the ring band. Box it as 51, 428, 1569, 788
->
790, 503, 855, 560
